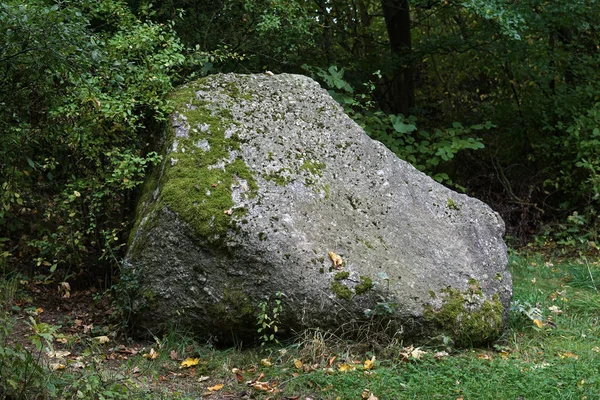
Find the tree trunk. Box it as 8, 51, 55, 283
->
381, 0, 415, 115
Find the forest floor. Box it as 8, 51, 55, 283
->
2, 249, 600, 399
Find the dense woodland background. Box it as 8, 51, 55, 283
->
2, 0, 600, 286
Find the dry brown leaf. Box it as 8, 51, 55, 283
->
170, 350, 178, 360
433, 351, 449, 360
252, 381, 276, 392
328, 356, 336, 367
235, 372, 244, 383
223, 209, 233, 215
477, 353, 492, 360
328, 252, 343, 268
59, 281, 71, 298
368, 394, 378, 400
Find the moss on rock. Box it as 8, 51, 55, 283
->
331, 281, 353, 300
133, 79, 259, 245
424, 285, 503, 347
355, 276, 373, 295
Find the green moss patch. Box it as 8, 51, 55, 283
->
144, 80, 259, 243
355, 276, 373, 295
424, 286, 503, 347
334, 271, 350, 281
331, 281, 353, 300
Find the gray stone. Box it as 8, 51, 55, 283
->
126, 73, 512, 346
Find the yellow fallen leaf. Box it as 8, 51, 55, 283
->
35, 307, 44, 314
143, 348, 159, 359
328, 252, 343, 268
180, 358, 200, 368
260, 358, 272, 367
477, 353, 492, 360
558, 352, 578, 360
94, 335, 110, 344
338, 363, 355, 372
208, 384, 224, 392
363, 356, 376, 370
294, 359, 303, 369
533, 319, 543, 328
49, 363, 66, 371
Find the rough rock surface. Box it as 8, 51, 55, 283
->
126, 73, 512, 346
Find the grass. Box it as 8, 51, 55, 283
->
1, 250, 600, 399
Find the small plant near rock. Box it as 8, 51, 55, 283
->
257, 292, 283, 346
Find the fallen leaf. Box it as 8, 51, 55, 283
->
363, 356, 376, 370
533, 319, 543, 328
170, 350, 178, 360
477, 353, 492, 360
224, 209, 233, 215
208, 384, 224, 392
72, 361, 85, 369
411, 347, 426, 359
94, 335, 110, 344
328, 252, 343, 268
47, 350, 71, 359
328, 356, 336, 367
49, 363, 65, 371
143, 348, 159, 359
252, 381, 276, 392
198, 375, 210, 382
59, 281, 71, 298
433, 351, 449, 360
211, 183, 218, 187
558, 352, 578, 360
338, 363, 355, 372
261, 358, 273, 367
293, 359, 303, 369
35, 307, 44, 314
181, 358, 200, 368
131, 366, 140, 374
592, 346, 600, 353
368, 394, 378, 400
548, 305, 563, 314
235, 372, 244, 383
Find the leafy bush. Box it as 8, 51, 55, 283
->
304, 65, 489, 187
0, 0, 192, 279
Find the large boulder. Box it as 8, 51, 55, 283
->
126, 73, 512, 346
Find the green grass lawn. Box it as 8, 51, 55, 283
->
2, 250, 600, 399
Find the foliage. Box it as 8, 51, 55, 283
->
0, 0, 199, 280
304, 65, 488, 187
257, 291, 283, 346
